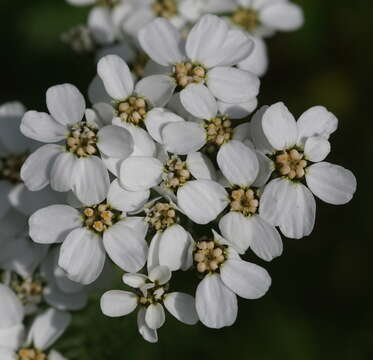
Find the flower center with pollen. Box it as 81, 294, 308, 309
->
0, 153, 27, 184
82, 202, 122, 233
17, 348, 47, 360
194, 240, 227, 273
231, 8, 259, 32
152, 0, 178, 18
229, 187, 259, 216
138, 282, 169, 306
117, 97, 148, 126
162, 156, 191, 190
11, 275, 44, 306
173, 62, 206, 88
145, 202, 178, 232
204, 116, 233, 146
275, 149, 307, 180
66, 121, 98, 157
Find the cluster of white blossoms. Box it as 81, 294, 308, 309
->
0, 0, 357, 353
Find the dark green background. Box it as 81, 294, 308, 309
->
1, 0, 371, 358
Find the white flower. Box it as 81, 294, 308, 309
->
193, 230, 271, 328
28, 180, 149, 284
96, 54, 177, 159
145, 199, 193, 272
120, 149, 229, 224
250, 102, 357, 239
20, 84, 134, 205
0, 286, 70, 360
138, 14, 259, 109
215, 140, 283, 261
100, 265, 198, 343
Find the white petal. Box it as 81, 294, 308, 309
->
29, 205, 81, 244
50, 152, 77, 192
297, 106, 338, 145
46, 84, 85, 126
217, 29, 254, 66
72, 156, 110, 206
144, 108, 184, 144
107, 179, 149, 212
186, 151, 216, 180
122, 216, 148, 239
262, 102, 298, 150
120, 156, 163, 191
21, 144, 62, 191
100, 290, 138, 317
47, 350, 67, 360
122, 273, 148, 288
113, 120, 156, 156
220, 259, 271, 299
158, 225, 190, 271
177, 180, 228, 224
306, 162, 357, 205
59, 228, 106, 284
217, 140, 259, 187
147, 232, 161, 273
135, 75, 176, 107
260, 2, 304, 31
217, 98, 258, 119
138, 18, 185, 66
137, 307, 158, 343
252, 151, 274, 187
207, 67, 260, 104
279, 183, 316, 239
0, 347, 16, 360
161, 121, 206, 155
304, 136, 330, 162
44, 286, 87, 311
103, 222, 147, 272
88, 7, 115, 46
88, 75, 111, 104
249, 216, 283, 261
20, 111, 66, 142
145, 303, 165, 330
249, 105, 274, 154
164, 292, 198, 325
97, 125, 134, 158
29, 309, 71, 350
238, 36, 268, 77
180, 84, 217, 120
186, 14, 229, 68
148, 265, 171, 285
259, 178, 293, 226
195, 273, 237, 328
97, 55, 134, 100
219, 212, 252, 254
0, 284, 24, 329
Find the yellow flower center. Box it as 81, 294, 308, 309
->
132, 52, 149, 79
11, 275, 44, 306
152, 0, 178, 18
138, 283, 169, 306
163, 156, 191, 190
194, 240, 227, 273
0, 153, 27, 184
204, 116, 233, 146
82, 202, 122, 233
145, 202, 178, 232
229, 187, 259, 216
275, 149, 307, 180
117, 96, 148, 126
173, 62, 206, 88
17, 348, 46, 360
66, 121, 98, 158
231, 8, 259, 32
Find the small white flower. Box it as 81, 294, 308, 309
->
100, 265, 198, 343
138, 14, 259, 108
250, 102, 357, 239
193, 230, 271, 328
0, 286, 70, 360
20, 84, 134, 205
28, 180, 150, 284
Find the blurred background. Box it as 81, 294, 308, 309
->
1, 0, 371, 359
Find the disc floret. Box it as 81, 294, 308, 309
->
173, 62, 206, 88
194, 240, 227, 274
275, 148, 307, 180
229, 187, 259, 216
0, 153, 27, 184
66, 121, 98, 157
204, 116, 233, 146
17, 348, 47, 360
117, 96, 148, 126
145, 202, 178, 232
152, 0, 178, 19
82, 202, 122, 233
231, 8, 259, 32
162, 155, 191, 190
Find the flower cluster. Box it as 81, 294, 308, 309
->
1, 0, 357, 353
